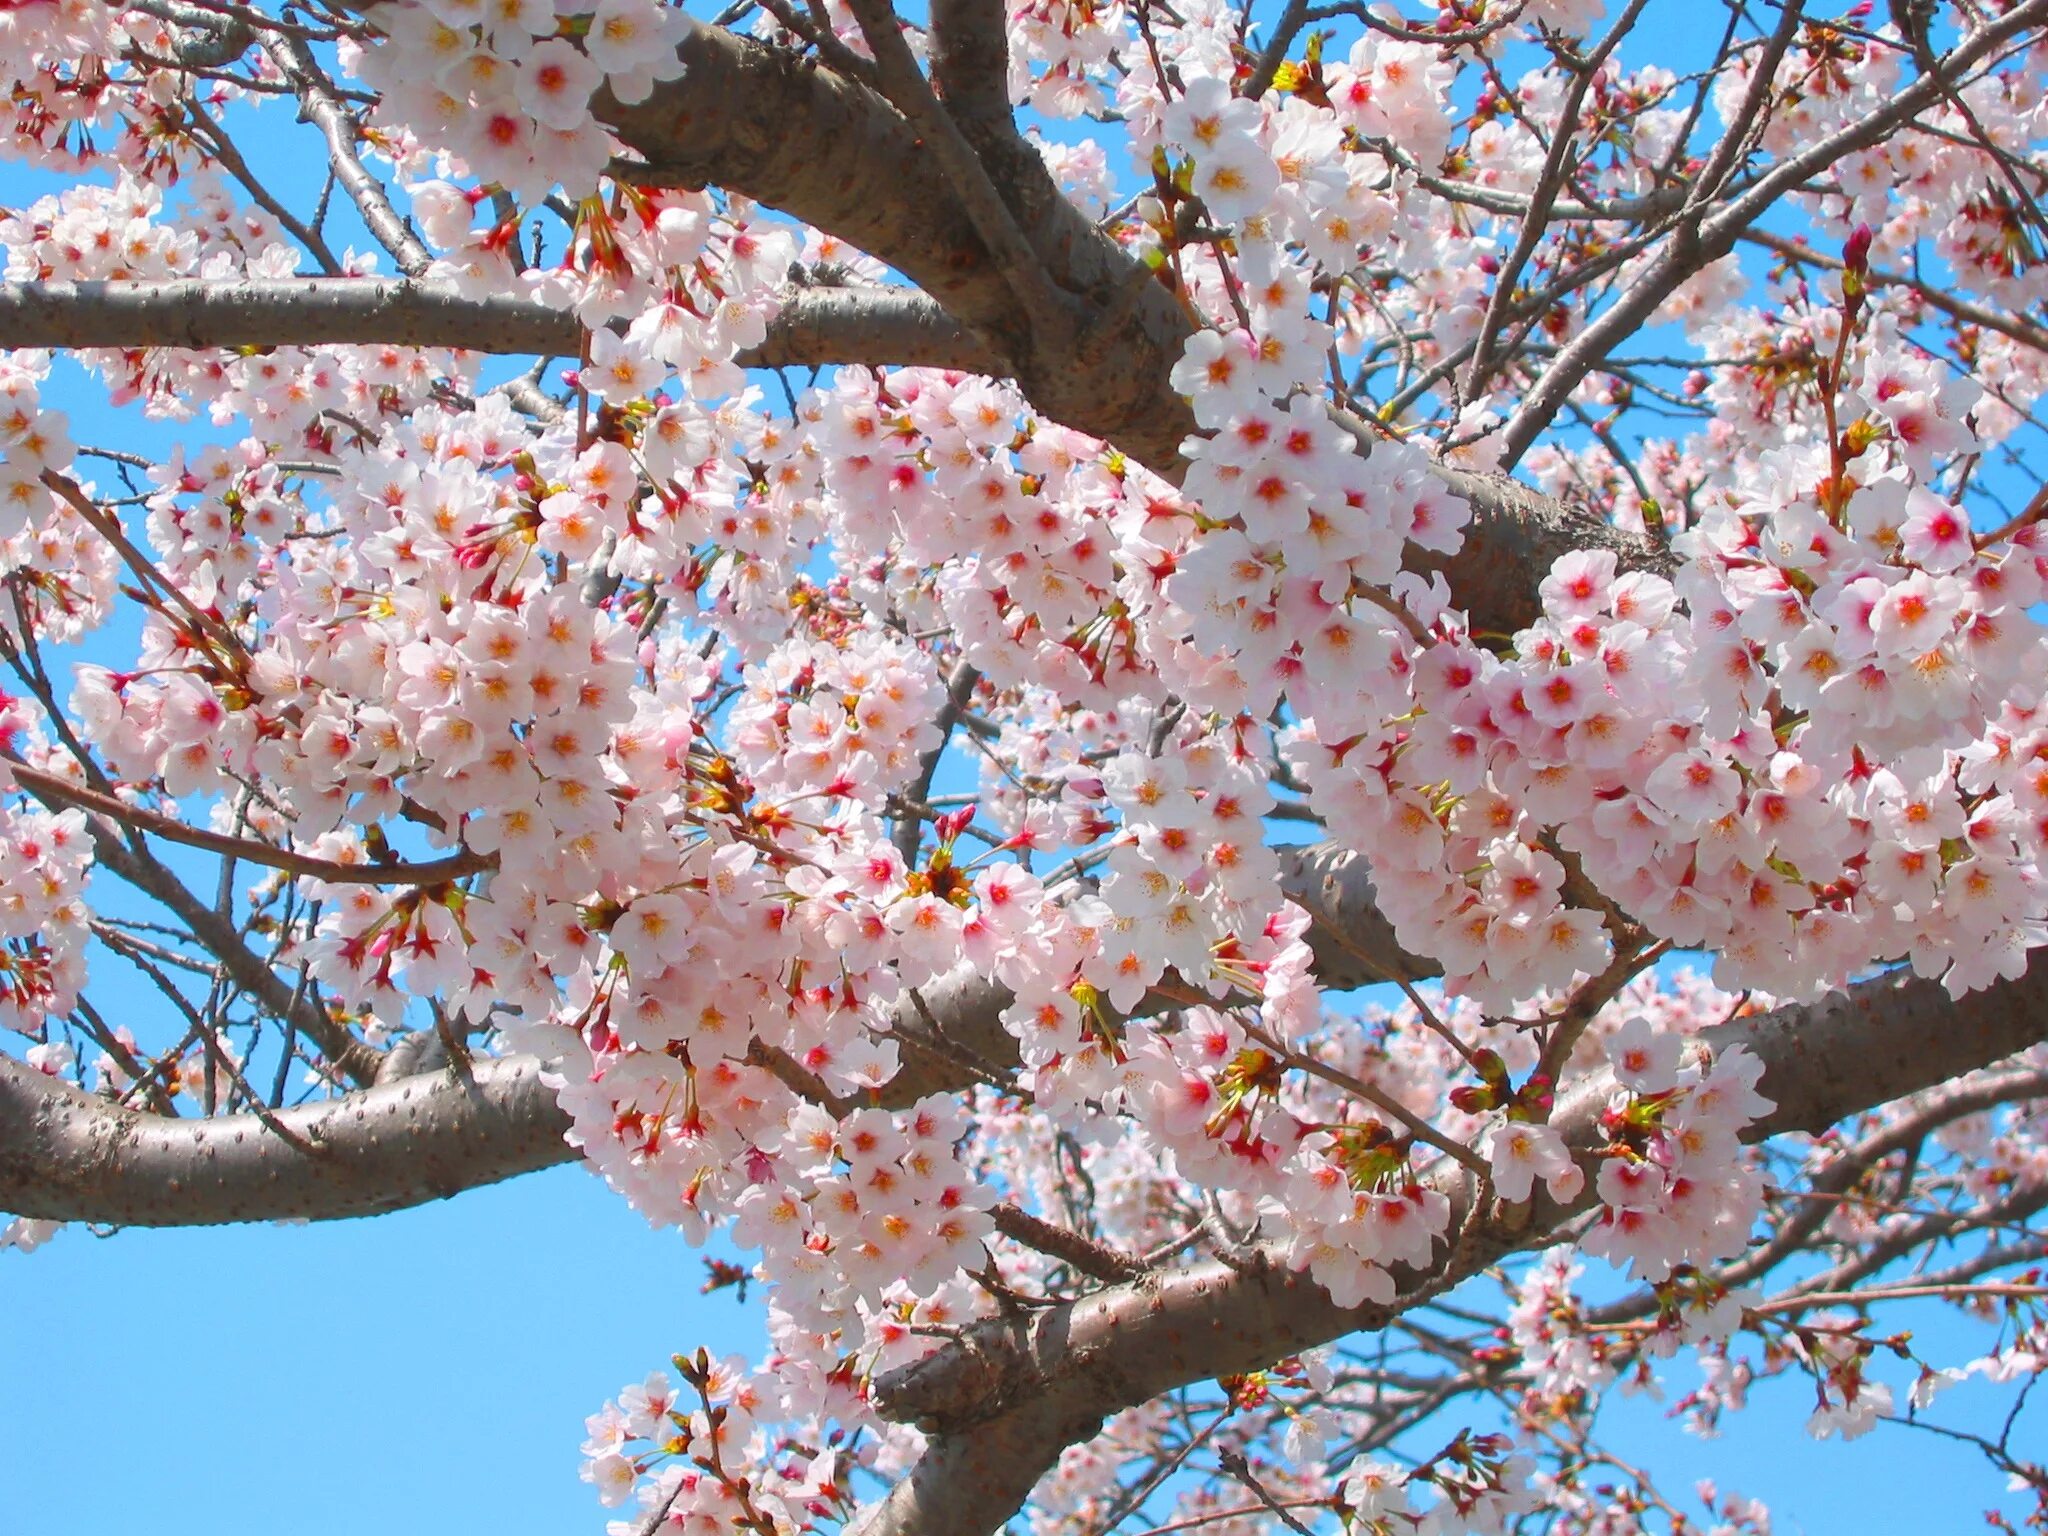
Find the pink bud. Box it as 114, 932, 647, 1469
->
1843, 223, 1874, 273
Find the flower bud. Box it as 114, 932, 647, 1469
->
1842, 224, 1874, 307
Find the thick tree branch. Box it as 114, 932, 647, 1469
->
841, 0, 1068, 330
928, 0, 1013, 129
853, 954, 2048, 1536
0, 841, 1423, 1225
593, 27, 1690, 644
9, 814, 2047, 1486
0, 1054, 567, 1224
1415, 462, 1676, 638
0, 279, 1001, 373
23, 21, 2020, 699
759, 282, 1003, 372
596, 25, 1194, 468
15, 39, 1687, 650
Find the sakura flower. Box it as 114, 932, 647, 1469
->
1869, 571, 1963, 657
1596, 1155, 1667, 1210
1607, 1017, 1681, 1092
1341, 1459, 1411, 1520
1190, 138, 1282, 226
516, 39, 602, 131
584, 0, 693, 89
1485, 1120, 1584, 1204
1807, 1369, 1893, 1441
582, 329, 663, 406
1644, 747, 1741, 825
1898, 492, 1976, 573
1170, 329, 1262, 427
1159, 75, 1261, 157
611, 893, 693, 973
1540, 549, 1618, 619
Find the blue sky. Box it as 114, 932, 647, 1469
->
3, 1164, 2038, 1535
0, 1167, 764, 1535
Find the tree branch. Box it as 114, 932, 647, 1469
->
20, 32, 1690, 652
1741, 227, 2048, 355
597, 25, 1194, 467
1497, 0, 2048, 464
928, 0, 1013, 130
1463, 0, 1653, 402
840, 0, 1059, 330
851, 953, 2048, 1536
7, 755, 490, 887
270, 31, 435, 277
0, 279, 1001, 373
0, 839, 1424, 1226
86, 829, 386, 1089
594, 27, 1693, 644
0, 1053, 568, 1224
1416, 461, 1676, 638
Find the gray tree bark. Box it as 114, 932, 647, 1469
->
0, 280, 992, 372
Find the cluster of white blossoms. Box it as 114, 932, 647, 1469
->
0, 686, 90, 1035
4, 0, 2048, 1527
352, 0, 692, 203
0, 358, 118, 650
1125, 43, 2048, 1007
0, 796, 90, 1035
0, 354, 71, 550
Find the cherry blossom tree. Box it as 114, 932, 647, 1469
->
3, 0, 2048, 1528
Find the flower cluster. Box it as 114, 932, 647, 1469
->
7, 1, 2048, 1532
0, 353, 71, 551
0, 0, 160, 168
1337, 1443, 1542, 1536
581, 1353, 849, 1533
353, 0, 693, 203
1578, 1025, 1773, 1282
2, 172, 467, 450
0, 686, 91, 1033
